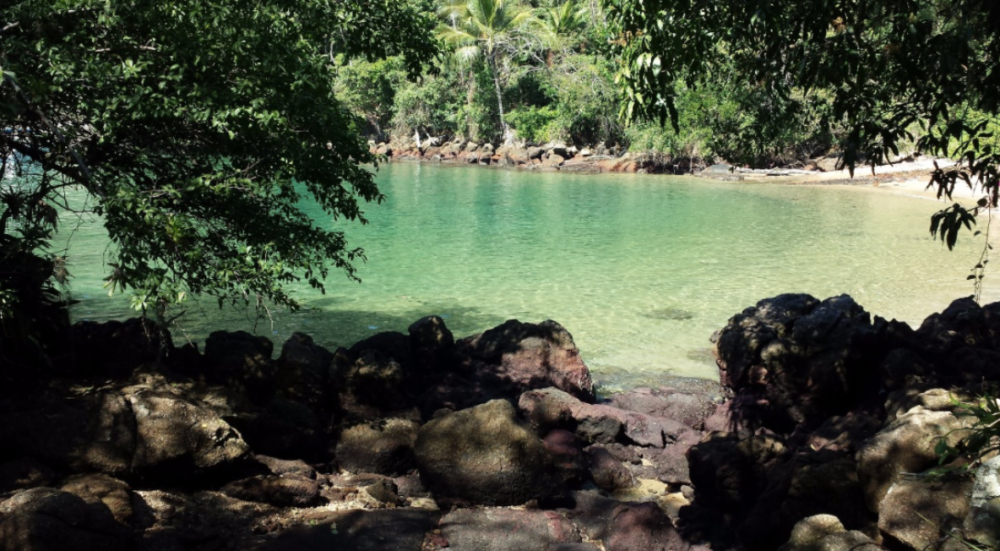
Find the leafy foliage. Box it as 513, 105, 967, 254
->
0, 0, 437, 320
605, 0, 1000, 249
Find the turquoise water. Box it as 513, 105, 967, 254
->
59, 163, 998, 390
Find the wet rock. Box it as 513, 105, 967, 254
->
879, 476, 972, 550
0, 458, 54, 493
0, 488, 130, 551
221, 473, 321, 507
59, 474, 135, 525
415, 399, 559, 506
203, 330, 277, 405
440, 508, 582, 551
519, 388, 691, 447
586, 447, 635, 492
335, 418, 419, 476
856, 404, 970, 512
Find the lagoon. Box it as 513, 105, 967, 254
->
61, 162, 998, 391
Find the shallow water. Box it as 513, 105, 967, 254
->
59, 162, 999, 391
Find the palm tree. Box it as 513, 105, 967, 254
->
437, 0, 538, 145
538, 1, 590, 66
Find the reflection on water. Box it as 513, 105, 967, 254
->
59, 163, 998, 390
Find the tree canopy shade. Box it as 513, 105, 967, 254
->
605, 0, 1000, 248
0, 0, 438, 323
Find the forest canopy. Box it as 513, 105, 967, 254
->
0, 0, 436, 367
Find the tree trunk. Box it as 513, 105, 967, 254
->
488, 55, 513, 146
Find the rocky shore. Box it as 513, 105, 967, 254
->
370, 135, 890, 177
2, 295, 1000, 550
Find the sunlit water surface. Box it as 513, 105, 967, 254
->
59, 163, 999, 391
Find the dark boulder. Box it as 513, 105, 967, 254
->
715, 294, 891, 433
519, 387, 692, 448
686, 433, 786, 516
414, 399, 560, 506
67, 318, 171, 378
408, 315, 454, 372
334, 418, 419, 476
608, 383, 721, 430
544, 430, 589, 486
586, 447, 635, 492
0, 488, 131, 551
0, 458, 54, 493
457, 320, 595, 403
275, 332, 334, 419
59, 474, 136, 526
203, 330, 277, 405
605, 502, 692, 551
221, 473, 321, 507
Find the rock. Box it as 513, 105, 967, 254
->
68, 318, 170, 378
0, 488, 130, 551
252, 455, 316, 479
605, 502, 690, 551
255, 509, 440, 551
0, 458, 54, 493
59, 474, 135, 525
608, 384, 721, 430
879, 476, 972, 550
544, 430, 588, 486
702, 164, 734, 175
878, 348, 938, 391
814, 155, 843, 172
587, 447, 635, 492
408, 315, 454, 371
913, 297, 1000, 357
275, 332, 334, 418
228, 394, 324, 461
124, 386, 250, 479
203, 330, 277, 405
527, 147, 545, 160
440, 508, 582, 551
805, 413, 882, 454
544, 154, 566, 167
414, 399, 559, 506
857, 404, 970, 512
777, 514, 845, 551
0, 382, 249, 481
458, 320, 595, 402
549, 143, 569, 158
714, 294, 889, 433
739, 451, 871, 551
337, 348, 410, 416
519, 388, 691, 448
335, 418, 419, 476
221, 473, 321, 507
966, 455, 1000, 547
686, 433, 785, 515
815, 531, 880, 551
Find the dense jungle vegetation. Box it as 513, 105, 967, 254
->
335, 0, 841, 167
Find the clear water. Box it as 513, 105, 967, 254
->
58, 162, 999, 391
